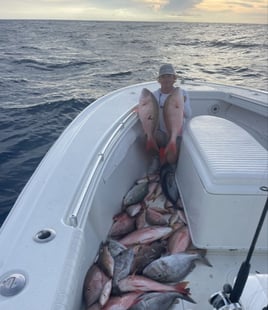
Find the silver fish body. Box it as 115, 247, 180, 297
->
160, 163, 179, 204
123, 182, 149, 206
112, 247, 135, 294
143, 252, 212, 283
107, 239, 127, 258
131, 240, 166, 274
125, 202, 143, 217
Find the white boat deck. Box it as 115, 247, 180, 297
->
171, 250, 268, 309
0, 81, 267, 310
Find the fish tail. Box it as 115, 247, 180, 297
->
165, 141, 177, 156
159, 147, 166, 165
146, 138, 159, 153
177, 292, 197, 304
164, 141, 178, 164
174, 281, 190, 295
199, 255, 213, 267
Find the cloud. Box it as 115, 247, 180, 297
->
134, 0, 169, 11
192, 0, 267, 23
84, 0, 201, 12
196, 0, 266, 10
162, 0, 203, 11
227, 1, 253, 8
80, 0, 203, 21
69, 0, 202, 20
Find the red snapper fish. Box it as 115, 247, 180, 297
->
99, 279, 112, 307
138, 88, 159, 154
118, 275, 190, 296
102, 292, 141, 310
109, 212, 136, 238
83, 264, 109, 308
118, 226, 173, 246
130, 291, 196, 308
167, 225, 191, 254
86, 303, 102, 310
163, 87, 184, 164
97, 243, 114, 278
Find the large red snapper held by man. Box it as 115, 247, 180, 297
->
163, 87, 184, 164
138, 88, 159, 154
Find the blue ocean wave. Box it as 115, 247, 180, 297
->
103, 71, 133, 78
174, 39, 267, 49
12, 58, 106, 71
207, 40, 267, 49
0, 98, 92, 224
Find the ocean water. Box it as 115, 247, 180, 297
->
0, 20, 267, 226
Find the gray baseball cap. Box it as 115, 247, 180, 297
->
158, 64, 176, 77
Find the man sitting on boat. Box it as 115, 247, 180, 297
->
138, 63, 192, 165
153, 63, 192, 162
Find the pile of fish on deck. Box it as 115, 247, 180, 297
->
83, 162, 212, 310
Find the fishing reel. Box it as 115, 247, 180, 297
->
209, 284, 243, 310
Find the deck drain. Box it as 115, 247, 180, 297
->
34, 228, 56, 243
209, 104, 220, 114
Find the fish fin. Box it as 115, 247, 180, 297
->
178, 281, 189, 289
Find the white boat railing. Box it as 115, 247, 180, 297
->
68, 109, 138, 227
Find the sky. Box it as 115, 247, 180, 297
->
0, 0, 267, 24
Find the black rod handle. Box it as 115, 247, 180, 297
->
230, 194, 268, 303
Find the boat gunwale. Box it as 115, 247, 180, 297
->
68, 109, 138, 227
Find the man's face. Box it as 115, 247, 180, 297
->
159, 74, 176, 90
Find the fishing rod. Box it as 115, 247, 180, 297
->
209, 186, 268, 310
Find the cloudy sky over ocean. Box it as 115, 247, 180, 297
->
0, 0, 267, 24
